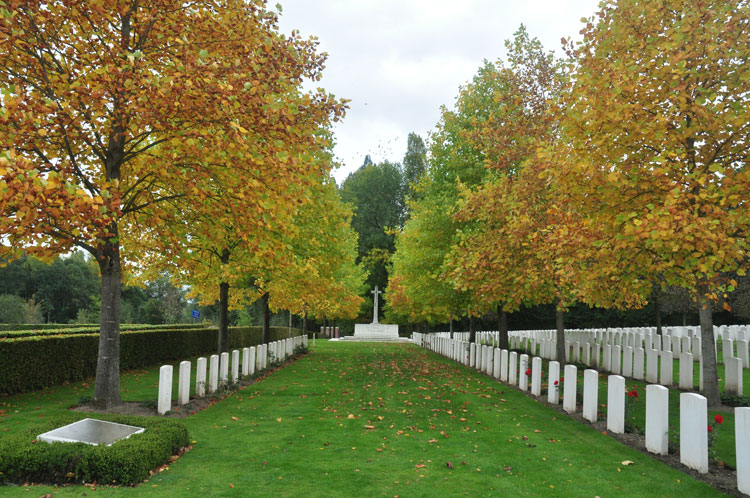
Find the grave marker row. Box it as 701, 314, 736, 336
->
413, 332, 750, 494
157, 335, 307, 415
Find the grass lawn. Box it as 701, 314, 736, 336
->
513, 341, 749, 468
0, 341, 729, 496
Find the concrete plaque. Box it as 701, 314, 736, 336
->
38, 418, 145, 446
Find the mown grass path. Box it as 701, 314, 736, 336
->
1, 341, 726, 496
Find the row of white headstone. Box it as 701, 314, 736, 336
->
475, 326, 750, 367
157, 335, 308, 416
411, 332, 750, 495
469, 329, 747, 397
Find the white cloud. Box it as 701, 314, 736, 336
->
277, 0, 601, 183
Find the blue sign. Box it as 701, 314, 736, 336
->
191, 310, 201, 319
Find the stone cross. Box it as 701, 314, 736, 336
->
371, 285, 382, 324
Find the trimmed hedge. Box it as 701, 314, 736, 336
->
0, 322, 208, 339
0, 414, 189, 486
0, 323, 97, 332
0, 326, 303, 395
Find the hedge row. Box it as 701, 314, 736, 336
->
0, 414, 189, 485
0, 323, 97, 332
0, 322, 208, 339
0, 326, 303, 395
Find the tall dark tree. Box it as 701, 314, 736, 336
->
340, 159, 406, 319
402, 133, 427, 197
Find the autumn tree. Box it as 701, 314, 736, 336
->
386, 61, 502, 337
266, 175, 366, 324
560, 0, 750, 406
0, 1, 345, 407
444, 27, 570, 352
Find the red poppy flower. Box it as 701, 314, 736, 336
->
553, 380, 559, 386
525, 368, 531, 376
561, 377, 564, 382
708, 425, 713, 432
627, 391, 635, 398
714, 414, 724, 425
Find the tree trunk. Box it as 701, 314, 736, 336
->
217, 281, 229, 353
654, 291, 662, 335
698, 293, 721, 407
469, 314, 475, 344
449, 312, 453, 335
93, 229, 122, 409
303, 312, 308, 335
217, 249, 230, 353
497, 304, 509, 350
555, 307, 566, 367
261, 292, 271, 343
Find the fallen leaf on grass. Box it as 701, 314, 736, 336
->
446, 461, 453, 469
231, 416, 239, 421
364, 425, 375, 429
621, 460, 634, 466
276, 418, 282, 422
415, 464, 425, 468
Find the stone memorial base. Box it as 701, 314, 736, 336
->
38, 418, 145, 446
335, 323, 409, 342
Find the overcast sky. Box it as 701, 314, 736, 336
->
277, 0, 601, 184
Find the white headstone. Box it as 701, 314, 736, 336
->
500, 349, 509, 381
563, 365, 577, 413
208, 354, 219, 393
242, 348, 250, 376
231, 350, 239, 383
158, 365, 173, 415
220, 352, 229, 385
736, 407, 750, 495
509, 352, 518, 385
178, 360, 191, 406
725, 356, 743, 396
680, 393, 708, 473
470, 343, 476, 368
603, 344, 612, 372
679, 353, 693, 390
256, 345, 263, 371
486, 346, 494, 375
583, 342, 592, 366
493, 348, 501, 379
660, 351, 673, 386
646, 348, 659, 383
582, 369, 598, 422
195, 357, 207, 397
622, 345, 633, 377
692, 336, 702, 360
548, 361, 560, 404
645, 384, 669, 455
531, 357, 542, 396
723, 339, 734, 365
607, 375, 625, 434
519, 354, 529, 391
738, 339, 749, 369
633, 347, 645, 380
612, 345, 622, 375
